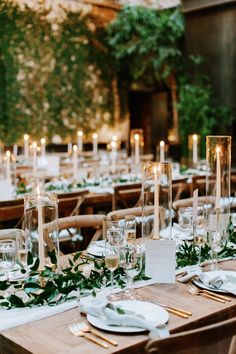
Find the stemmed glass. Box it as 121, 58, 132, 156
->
105, 240, 119, 301
124, 243, 142, 299
0, 239, 17, 280
193, 203, 207, 266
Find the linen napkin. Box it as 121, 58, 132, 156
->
80, 297, 169, 338
160, 223, 192, 240
178, 267, 236, 295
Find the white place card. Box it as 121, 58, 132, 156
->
0, 179, 14, 201
145, 239, 176, 284
46, 156, 60, 177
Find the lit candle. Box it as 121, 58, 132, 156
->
160, 141, 165, 163
40, 138, 46, 158
72, 144, 78, 182
13, 144, 18, 157
77, 131, 83, 154
111, 140, 117, 173
67, 142, 72, 156
6, 150, 11, 182
92, 133, 98, 156
37, 187, 45, 269
153, 164, 160, 239
32, 142, 37, 174
24, 134, 29, 160
192, 134, 198, 165
134, 133, 140, 165
215, 146, 221, 209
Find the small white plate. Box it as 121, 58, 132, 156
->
87, 300, 169, 333
87, 240, 105, 257
193, 270, 236, 294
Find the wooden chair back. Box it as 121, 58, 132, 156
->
57, 190, 89, 217
0, 198, 24, 228
173, 196, 216, 213
43, 214, 106, 251
112, 183, 142, 211
146, 316, 236, 354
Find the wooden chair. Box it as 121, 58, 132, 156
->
112, 183, 142, 211
43, 214, 106, 253
172, 177, 190, 201
0, 228, 23, 240
145, 316, 236, 354
0, 198, 24, 228
173, 196, 216, 213
57, 190, 89, 217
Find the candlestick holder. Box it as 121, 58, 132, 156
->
24, 192, 59, 271
130, 129, 144, 170
142, 162, 172, 241
188, 134, 200, 168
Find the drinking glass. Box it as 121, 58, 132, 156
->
178, 207, 193, 234
105, 241, 119, 301
124, 215, 136, 243
124, 243, 142, 299
0, 239, 17, 279
107, 220, 124, 247
193, 204, 207, 266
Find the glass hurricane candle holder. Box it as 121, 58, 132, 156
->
188, 134, 200, 168
24, 191, 59, 270
142, 162, 172, 241
130, 129, 144, 167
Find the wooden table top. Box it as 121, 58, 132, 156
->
0, 261, 235, 354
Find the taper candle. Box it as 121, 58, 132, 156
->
134, 133, 140, 165
160, 141, 165, 163
215, 146, 221, 209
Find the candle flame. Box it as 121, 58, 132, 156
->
32, 142, 37, 149
6, 150, 11, 157
77, 130, 83, 137
160, 140, 165, 147
36, 186, 40, 196
41, 137, 46, 144
24, 134, 29, 141
216, 146, 221, 154
111, 140, 117, 148
192, 134, 198, 141
92, 133, 98, 139
134, 133, 139, 141
112, 135, 118, 142
73, 144, 77, 151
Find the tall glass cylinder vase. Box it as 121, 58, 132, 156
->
130, 129, 144, 172
24, 191, 59, 271
142, 162, 172, 242
206, 136, 231, 269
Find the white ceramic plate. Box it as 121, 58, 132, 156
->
87, 300, 169, 333
87, 240, 105, 257
193, 270, 236, 294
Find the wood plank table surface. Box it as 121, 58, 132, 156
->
0, 261, 235, 354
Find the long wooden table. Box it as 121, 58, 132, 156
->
0, 261, 235, 354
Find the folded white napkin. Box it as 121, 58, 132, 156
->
80, 297, 168, 338
178, 267, 236, 295
160, 223, 192, 240
87, 186, 114, 194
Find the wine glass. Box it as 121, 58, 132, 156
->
105, 240, 119, 301
178, 207, 193, 235
123, 243, 142, 299
0, 239, 17, 280
193, 203, 207, 266
107, 221, 124, 247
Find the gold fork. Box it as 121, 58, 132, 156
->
76, 321, 118, 346
68, 323, 109, 348
187, 283, 225, 303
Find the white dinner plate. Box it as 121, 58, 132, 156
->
87, 300, 169, 333
87, 240, 105, 257
193, 270, 236, 294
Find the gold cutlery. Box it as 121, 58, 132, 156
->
68, 323, 109, 348
148, 300, 191, 319
187, 283, 225, 303
75, 321, 118, 346
199, 288, 231, 302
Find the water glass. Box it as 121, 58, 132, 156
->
107, 221, 124, 247
193, 204, 207, 265
178, 207, 193, 234
124, 215, 136, 243
0, 239, 17, 278
124, 243, 142, 299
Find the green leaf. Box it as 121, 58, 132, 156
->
30, 257, 40, 271
48, 249, 57, 265
27, 251, 34, 266
73, 252, 82, 262
8, 295, 25, 308
0, 280, 10, 291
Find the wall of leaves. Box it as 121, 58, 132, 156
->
0, 2, 127, 144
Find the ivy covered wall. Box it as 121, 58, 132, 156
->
0, 1, 127, 144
